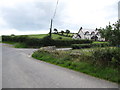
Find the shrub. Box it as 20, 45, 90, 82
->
92, 47, 120, 67
92, 43, 110, 47
71, 44, 92, 49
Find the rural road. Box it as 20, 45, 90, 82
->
2, 43, 119, 88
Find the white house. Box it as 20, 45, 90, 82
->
72, 28, 105, 41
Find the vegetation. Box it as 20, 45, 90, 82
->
32, 47, 120, 83
2, 21, 120, 83
60, 30, 64, 35
2, 35, 92, 48
53, 28, 58, 34
28, 34, 72, 40
92, 42, 110, 47
71, 44, 92, 49
99, 21, 120, 46
92, 47, 120, 67
71, 42, 110, 49
65, 29, 70, 36
14, 43, 27, 48
3, 41, 28, 48
53, 28, 73, 37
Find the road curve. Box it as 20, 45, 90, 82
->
2, 43, 118, 88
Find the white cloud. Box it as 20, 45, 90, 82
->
0, 29, 49, 35
0, 0, 119, 35
59, 0, 119, 28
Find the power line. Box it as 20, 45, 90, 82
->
52, 0, 59, 20
49, 0, 59, 37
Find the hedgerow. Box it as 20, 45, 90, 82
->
2, 35, 93, 47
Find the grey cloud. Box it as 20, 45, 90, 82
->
1, 1, 64, 31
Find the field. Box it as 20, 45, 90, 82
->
28, 34, 73, 40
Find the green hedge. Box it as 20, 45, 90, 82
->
71, 44, 92, 49
2, 35, 93, 47
92, 43, 110, 47
71, 42, 110, 49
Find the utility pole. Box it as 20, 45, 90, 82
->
49, 19, 53, 38
49, 0, 59, 38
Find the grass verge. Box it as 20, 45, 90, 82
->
2, 41, 28, 48
32, 50, 119, 84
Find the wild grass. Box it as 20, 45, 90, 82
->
93, 41, 109, 44
14, 43, 27, 48
2, 41, 28, 48
32, 48, 119, 83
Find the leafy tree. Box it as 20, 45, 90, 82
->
54, 28, 58, 34
99, 21, 120, 46
61, 30, 64, 35
66, 29, 70, 36
11, 34, 15, 37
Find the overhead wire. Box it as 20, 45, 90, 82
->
49, 0, 59, 36
52, 0, 59, 20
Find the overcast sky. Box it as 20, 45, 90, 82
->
0, 0, 119, 35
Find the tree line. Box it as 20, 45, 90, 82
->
53, 28, 72, 37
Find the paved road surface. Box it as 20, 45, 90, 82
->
2, 43, 118, 88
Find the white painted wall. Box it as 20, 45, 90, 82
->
72, 29, 105, 41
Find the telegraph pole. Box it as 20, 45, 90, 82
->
49, 0, 59, 38
49, 19, 53, 38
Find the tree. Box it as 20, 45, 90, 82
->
61, 30, 64, 35
49, 19, 53, 38
66, 29, 70, 36
11, 34, 15, 37
99, 21, 120, 46
54, 28, 58, 34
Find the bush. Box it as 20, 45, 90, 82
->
92, 47, 120, 67
92, 43, 110, 47
71, 44, 92, 49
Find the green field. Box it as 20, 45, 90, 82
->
28, 34, 73, 40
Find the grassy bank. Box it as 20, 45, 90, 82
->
32, 48, 119, 84
2, 41, 28, 48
